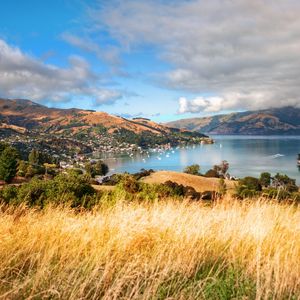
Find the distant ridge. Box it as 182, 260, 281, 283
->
166, 107, 300, 135
0, 98, 207, 140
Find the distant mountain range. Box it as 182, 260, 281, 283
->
166, 107, 300, 135
0, 98, 207, 152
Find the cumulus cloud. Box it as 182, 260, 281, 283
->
95, 0, 300, 112
178, 93, 272, 114
0, 39, 122, 105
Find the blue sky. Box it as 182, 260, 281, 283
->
0, 0, 299, 122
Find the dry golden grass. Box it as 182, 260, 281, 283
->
143, 171, 236, 192
1, 199, 300, 299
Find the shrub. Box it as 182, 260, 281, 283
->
218, 178, 227, 196
133, 169, 154, 180
273, 173, 298, 192
0, 185, 18, 204
235, 176, 262, 199
102, 173, 126, 185
205, 169, 220, 178
184, 164, 201, 176
259, 172, 271, 187
213, 160, 229, 177
119, 175, 140, 194
3, 173, 96, 208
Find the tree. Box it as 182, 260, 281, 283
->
259, 172, 271, 187
213, 160, 229, 177
94, 160, 109, 176
28, 149, 40, 165
0, 142, 8, 154
17, 160, 28, 177
85, 161, 109, 178
273, 173, 298, 192
85, 162, 94, 177
235, 176, 262, 199
184, 164, 201, 176
0, 146, 19, 183
205, 169, 220, 178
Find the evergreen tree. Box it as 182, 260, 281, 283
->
0, 147, 19, 183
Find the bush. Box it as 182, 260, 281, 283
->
205, 169, 220, 178
235, 176, 262, 199
102, 173, 126, 185
184, 164, 201, 176
218, 178, 227, 196
259, 172, 271, 187
119, 175, 140, 194
2, 173, 96, 208
132, 169, 154, 180
0, 185, 18, 204
273, 173, 298, 192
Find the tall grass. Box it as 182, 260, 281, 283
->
1, 198, 300, 299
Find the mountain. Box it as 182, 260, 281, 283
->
166, 107, 300, 135
0, 98, 208, 156
0, 98, 170, 134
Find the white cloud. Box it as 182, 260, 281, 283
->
0, 39, 122, 105
61, 32, 121, 67
178, 93, 270, 114
95, 0, 300, 112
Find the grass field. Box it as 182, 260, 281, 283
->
143, 171, 236, 192
1, 198, 300, 299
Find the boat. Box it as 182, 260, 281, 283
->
298, 154, 300, 166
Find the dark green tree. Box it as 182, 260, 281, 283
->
205, 169, 220, 178
235, 176, 262, 199
0, 142, 8, 154
94, 160, 109, 176
184, 164, 201, 176
0, 146, 19, 183
273, 173, 298, 192
259, 172, 271, 187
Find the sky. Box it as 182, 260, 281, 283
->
0, 0, 300, 122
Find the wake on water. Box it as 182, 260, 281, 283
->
268, 154, 285, 159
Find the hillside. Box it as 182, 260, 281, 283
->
0, 98, 208, 157
142, 170, 235, 192
0, 98, 177, 135
167, 106, 300, 135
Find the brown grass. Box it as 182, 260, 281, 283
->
143, 170, 235, 192
1, 199, 300, 299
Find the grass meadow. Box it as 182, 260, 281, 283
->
1, 198, 300, 299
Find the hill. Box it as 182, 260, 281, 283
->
0, 98, 208, 157
142, 170, 235, 192
166, 106, 300, 135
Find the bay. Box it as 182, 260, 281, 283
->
101, 136, 300, 183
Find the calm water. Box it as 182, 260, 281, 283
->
102, 136, 300, 183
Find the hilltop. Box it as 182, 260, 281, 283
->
0, 98, 180, 135
0, 98, 208, 157
167, 106, 300, 135
142, 170, 235, 192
